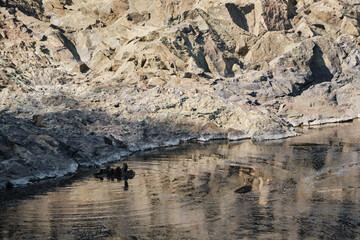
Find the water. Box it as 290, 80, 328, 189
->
1, 120, 360, 239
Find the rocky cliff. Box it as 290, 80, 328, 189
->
0, 0, 359, 188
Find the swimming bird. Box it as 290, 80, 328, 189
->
121, 163, 135, 179
124, 169, 135, 179
94, 164, 135, 179
122, 163, 128, 173
114, 167, 122, 178
108, 168, 115, 178
94, 166, 110, 178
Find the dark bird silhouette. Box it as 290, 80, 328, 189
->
122, 163, 135, 179
114, 167, 122, 178
94, 166, 108, 177
94, 163, 135, 180
122, 163, 128, 173
124, 169, 135, 179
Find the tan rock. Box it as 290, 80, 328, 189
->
72, 61, 90, 73
310, 1, 342, 25
110, 0, 129, 16
295, 21, 316, 38
261, 0, 292, 31
341, 17, 360, 36
147, 77, 166, 87
245, 32, 295, 68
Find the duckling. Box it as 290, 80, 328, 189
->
114, 166, 122, 179
94, 169, 103, 177
108, 168, 115, 178
121, 163, 128, 173
94, 166, 110, 178
121, 163, 135, 179
105, 166, 111, 174
94, 164, 135, 180
124, 169, 135, 179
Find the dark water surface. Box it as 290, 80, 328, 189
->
1, 120, 360, 239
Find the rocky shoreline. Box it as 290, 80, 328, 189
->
0, 110, 295, 189
1, 112, 357, 189
0, 0, 359, 188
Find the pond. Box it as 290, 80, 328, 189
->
1, 120, 360, 239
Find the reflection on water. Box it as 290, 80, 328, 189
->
1, 120, 360, 239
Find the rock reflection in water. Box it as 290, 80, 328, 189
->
0, 120, 360, 239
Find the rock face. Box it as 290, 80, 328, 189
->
0, 0, 359, 188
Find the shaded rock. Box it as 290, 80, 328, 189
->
4, 0, 44, 19
32, 114, 46, 127
127, 11, 151, 24
75, 61, 90, 73
235, 185, 252, 194
261, 0, 292, 31
342, 49, 360, 74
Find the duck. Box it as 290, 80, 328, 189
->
94, 163, 135, 179
94, 166, 110, 178
121, 163, 135, 179
108, 168, 115, 178
114, 166, 122, 178
124, 169, 135, 179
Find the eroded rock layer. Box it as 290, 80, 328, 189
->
0, 0, 359, 188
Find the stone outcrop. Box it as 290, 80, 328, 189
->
0, 0, 359, 188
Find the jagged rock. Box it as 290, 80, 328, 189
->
309, 1, 343, 26
78, 61, 90, 73
244, 32, 295, 69
342, 49, 360, 75
336, 34, 357, 54
4, 0, 44, 19
261, 0, 292, 31
32, 114, 46, 127
295, 22, 316, 38
341, 17, 360, 36
126, 11, 151, 24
